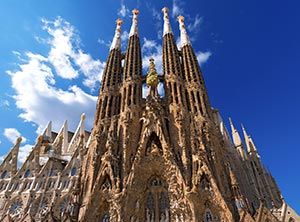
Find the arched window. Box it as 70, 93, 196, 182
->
145, 133, 163, 156
9, 199, 23, 218
204, 208, 213, 222
24, 169, 30, 178
70, 167, 77, 176
1, 170, 8, 179
102, 213, 110, 222
101, 176, 112, 191
200, 173, 210, 191
145, 176, 170, 222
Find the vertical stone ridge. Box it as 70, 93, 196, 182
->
162, 7, 173, 36
94, 19, 123, 126
177, 15, 211, 118
110, 18, 123, 51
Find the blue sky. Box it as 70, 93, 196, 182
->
0, 0, 299, 212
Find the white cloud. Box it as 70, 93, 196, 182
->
121, 31, 129, 44
141, 38, 163, 74
196, 51, 212, 65
118, 1, 130, 18
3, 128, 27, 144
147, 5, 163, 39
98, 38, 111, 48
74, 50, 106, 88
40, 17, 105, 89
18, 144, 33, 164
7, 17, 100, 133
142, 38, 157, 52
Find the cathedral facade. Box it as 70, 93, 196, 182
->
0, 7, 299, 222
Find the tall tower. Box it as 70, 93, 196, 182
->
79, 18, 124, 221
119, 9, 143, 178
177, 15, 211, 118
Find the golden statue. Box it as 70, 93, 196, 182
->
146, 58, 159, 97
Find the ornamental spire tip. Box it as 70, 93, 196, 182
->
110, 18, 123, 51
177, 15, 191, 47
162, 7, 173, 36
129, 8, 139, 37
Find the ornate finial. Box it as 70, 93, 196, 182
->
177, 15, 191, 47
81, 113, 86, 121
79, 113, 86, 137
129, 9, 139, 37
177, 15, 185, 22
146, 58, 159, 98
110, 18, 123, 51
116, 18, 123, 26
162, 7, 169, 13
132, 9, 139, 15
38, 135, 44, 144
162, 7, 173, 36
16, 137, 22, 144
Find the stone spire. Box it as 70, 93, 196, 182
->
0, 137, 22, 176
229, 118, 246, 160
43, 121, 52, 141
62, 120, 69, 154
177, 15, 191, 47
229, 118, 242, 147
121, 8, 142, 108
162, 7, 173, 36
129, 9, 139, 37
242, 124, 258, 156
177, 13, 212, 118
161, 7, 185, 103
95, 17, 123, 125
110, 18, 123, 51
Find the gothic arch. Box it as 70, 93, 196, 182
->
145, 176, 170, 222
145, 132, 163, 156
7, 198, 23, 219
100, 174, 112, 192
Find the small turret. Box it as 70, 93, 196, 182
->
242, 124, 258, 157
229, 118, 246, 160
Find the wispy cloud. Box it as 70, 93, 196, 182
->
196, 51, 212, 65
188, 15, 203, 33
146, 4, 163, 39
118, 0, 130, 18
3, 128, 27, 144
0, 99, 10, 109
172, 0, 184, 18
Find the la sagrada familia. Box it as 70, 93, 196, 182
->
0, 7, 299, 222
